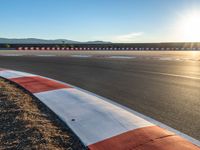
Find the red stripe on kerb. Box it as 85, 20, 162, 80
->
10, 76, 71, 93
133, 135, 200, 150
88, 126, 199, 150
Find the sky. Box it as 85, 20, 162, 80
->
1, 0, 200, 43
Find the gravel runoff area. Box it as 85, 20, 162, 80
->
0, 78, 86, 150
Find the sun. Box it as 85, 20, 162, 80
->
178, 12, 200, 42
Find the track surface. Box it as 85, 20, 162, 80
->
0, 55, 199, 140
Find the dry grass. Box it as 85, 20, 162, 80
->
0, 78, 86, 150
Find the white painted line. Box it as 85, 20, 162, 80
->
159, 57, 175, 61
35, 54, 56, 57
109, 56, 136, 59
35, 88, 153, 145
141, 70, 200, 80
70, 55, 92, 58
0, 54, 24, 56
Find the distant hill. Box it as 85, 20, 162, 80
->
85, 41, 112, 44
0, 38, 111, 44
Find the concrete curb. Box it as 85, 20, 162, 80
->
0, 68, 199, 150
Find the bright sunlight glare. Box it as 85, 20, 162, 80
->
178, 11, 200, 42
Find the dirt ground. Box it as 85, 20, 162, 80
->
0, 78, 86, 150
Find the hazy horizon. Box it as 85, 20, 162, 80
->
2, 37, 200, 44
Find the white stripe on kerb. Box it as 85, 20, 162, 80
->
34, 88, 153, 145
0, 70, 35, 79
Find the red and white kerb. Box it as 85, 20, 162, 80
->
0, 69, 199, 150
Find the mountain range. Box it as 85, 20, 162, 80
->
0, 38, 111, 44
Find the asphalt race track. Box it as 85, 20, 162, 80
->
0, 55, 199, 140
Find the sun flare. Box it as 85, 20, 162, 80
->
178, 12, 200, 42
